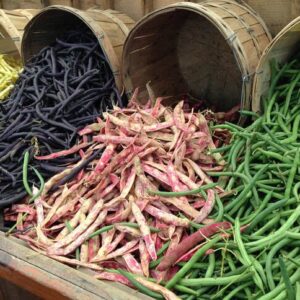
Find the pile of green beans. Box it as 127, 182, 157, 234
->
180, 57, 300, 299
107, 57, 300, 300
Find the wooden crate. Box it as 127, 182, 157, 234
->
0, 279, 41, 300
0, 232, 151, 300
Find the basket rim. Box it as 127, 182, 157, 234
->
122, 0, 271, 113
252, 15, 300, 113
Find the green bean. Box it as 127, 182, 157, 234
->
165, 236, 222, 289
262, 125, 293, 151
157, 241, 170, 257
279, 256, 294, 300
118, 269, 163, 299
251, 256, 267, 286
5, 212, 28, 236
178, 294, 190, 300
205, 253, 215, 278
285, 149, 299, 199
277, 113, 291, 134
267, 61, 293, 101
242, 190, 272, 224
258, 188, 285, 200
7, 166, 45, 236
239, 110, 260, 118
296, 282, 300, 300
28, 167, 45, 203
118, 222, 160, 233
254, 148, 292, 164
256, 182, 284, 191
64, 220, 80, 263
149, 257, 163, 269
244, 205, 253, 218
207, 171, 249, 184
293, 182, 300, 202
174, 285, 199, 296
281, 114, 300, 144
258, 179, 282, 185
283, 72, 300, 116
211, 124, 239, 132
189, 220, 203, 230
177, 262, 212, 269
209, 145, 232, 153
225, 165, 268, 214
252, 215, 280, 236
246, 197, 286, 233
65, 220, 73, 232
75, 247, 80, 262
223, 282, 252, 300
213, 194, 224, 222
214, 242, 239, 250
235, 218, 264, 292
259, 268, 300, 300
179, 272, 252, 287
148, 183, 218, 197
246, 116, 263, 132
225, 265, 249, 277
244, 138, 260, 207
246, 203, 300, 249
285, 231, 300, 240
89, 222, 159, 239
89, 225, 114, 239
226, 162, 246, 191
224, 213, 235, 223
266, 91, 279, 123
270, 209, 298, 218
230, 140, 245, 171
225, 253, 236, 272
22, 151, 32, 196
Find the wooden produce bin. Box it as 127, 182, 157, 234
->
0, 232, 151, 299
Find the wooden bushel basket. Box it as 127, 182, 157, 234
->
21, 5, 135, 93
252, 17, 300, 113
122, 0, 271, 114
0, 9, 39, 57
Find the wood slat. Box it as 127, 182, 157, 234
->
0, 232, 151, 300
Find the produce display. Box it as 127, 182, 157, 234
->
0, 30, 121, 208
2, 21, 300, 300
0, 55, 21, 101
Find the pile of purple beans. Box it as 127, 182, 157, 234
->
0, 30, 123, 208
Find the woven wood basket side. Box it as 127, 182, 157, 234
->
240, 0, 300, 37
123, 0, 271, 113
44, 0, 73, 5
252, 17, 300, 113
0, 9, 39, 57
22, 6, 135, 92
